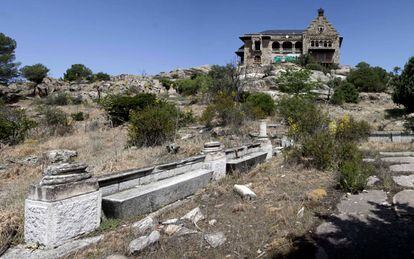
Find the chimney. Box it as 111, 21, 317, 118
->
318, 8, 324, 17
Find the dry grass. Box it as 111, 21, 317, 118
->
69, 156, 339, 258
359, 141, 414, 154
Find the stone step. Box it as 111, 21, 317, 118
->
381, 157, 414, 164
226, 151, 267, 173
380, 151, 414, 157
102, 169, 213, 219
389, 163, 414, 173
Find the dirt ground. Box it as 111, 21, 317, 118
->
67, 156, 340, 259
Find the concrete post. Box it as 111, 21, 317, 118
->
258, 120, 273, 160
202, 141, 227, 180
24, 163, 101, 248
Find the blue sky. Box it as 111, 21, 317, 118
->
1, 0, 414, 77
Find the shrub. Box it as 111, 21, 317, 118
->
339, 158, 371, 193
392, 56, 414, 112
242, 92, 275, 119
38, 106, 72, 136
159, 77, 173, 90
100, 93, 157, 126
404, 117, 414, 132
63, 64, 93, 82
71, 111, 85, 121
93, 72, 110, 82
0, 103, 36, 145
279, 95, 372, 190
21, 64, 49, 84
175, 74, 213, 96
275, 69, 318, 95
42, 92, 71, 106
347, 62, 389, 92
128, 102, 179, 147
201, 92, 243, 127
331, 81, 359, 105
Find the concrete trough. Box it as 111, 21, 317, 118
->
226, 151, 267, 174
102, 169, 213, 219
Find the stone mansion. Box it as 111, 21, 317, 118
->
236, 8, 343, 66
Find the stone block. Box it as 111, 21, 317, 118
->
102, 169, 213, 219
226, 151, 267, 174
25, 190, 102, 248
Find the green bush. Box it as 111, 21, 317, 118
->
42, 92, 71, 106
128, 102, 179, 147
275, 69, 318, 95
175, 74, 213, 96
63, 64, 93, 82
100, 93, 157, 126
279, 95, 372, 191
201, 92, 243, 127
339, 158, 371, 194
38, 106, 72, 136
392, 56, 414, 112
242, 92, 275, 119
404, 117, 414, 132
347, 62, 389, 92
71, 111, 85, 121
93, 72, 110, 82
0, 103, 36, 145
331, 81, 359, 105
21, 63, 49, 84
159, 77, 173, 90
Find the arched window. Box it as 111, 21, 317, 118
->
324, 41, 328, 47
295, 42, 303, 52
282, 41, 292, 51
311, 41, 315, 47
254, 41, 261, 51
254, 55, 261, 64
272, 42, 280, 51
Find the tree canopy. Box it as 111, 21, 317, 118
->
392, 56, 414, 111
21, 63, 49, 84
63, 64, 93, 82
0, 33, 20, 85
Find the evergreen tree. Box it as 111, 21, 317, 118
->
0, 33, 20, 85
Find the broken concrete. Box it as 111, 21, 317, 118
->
129, 230, 160, 255
204, 232, 226, 248
181, 207, 205, 224
234, 184, 257, 199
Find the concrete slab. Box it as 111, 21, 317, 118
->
389, 163, 414, 173
2, 235, 102, 259
380, 151, 414, 157
393, 190, 414, 216
392, 175, 414, 188
380, 157, 414, 164
102, 169, 213, 219
337, 190, 388, 215
226, 151, 267, 173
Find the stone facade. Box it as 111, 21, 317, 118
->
236, 9, 342, 66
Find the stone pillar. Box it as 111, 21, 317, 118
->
292, 41, 296, 53
24, 163, 101, 248
202, 141, 227, 180
257, 120, 273, 160
279, 41, 284, 52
